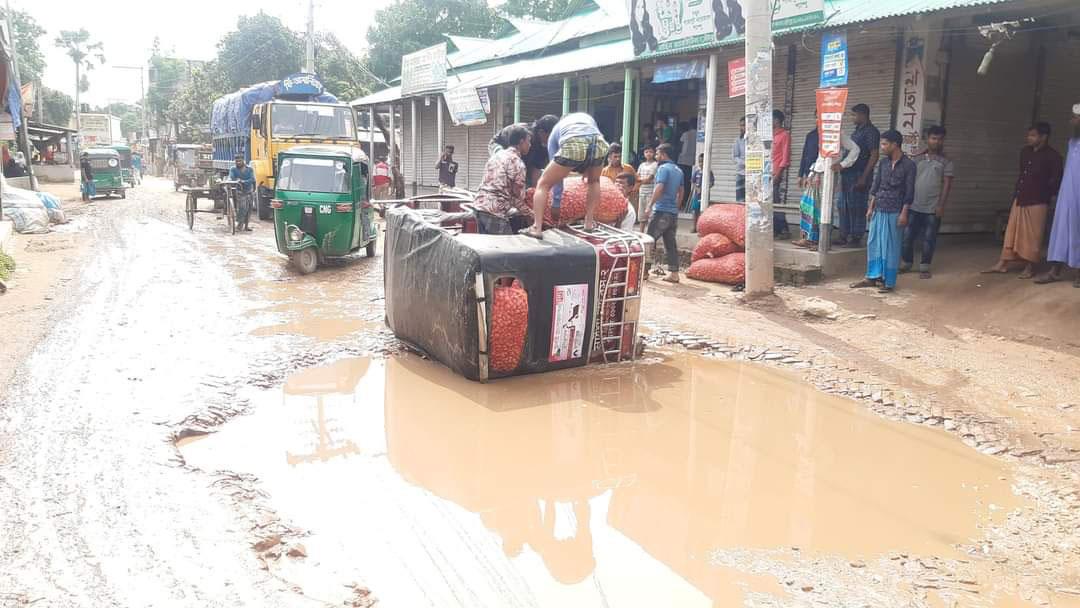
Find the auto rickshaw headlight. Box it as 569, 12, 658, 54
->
108, 158, 118, 167
288, 226, 303, 243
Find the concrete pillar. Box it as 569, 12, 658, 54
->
562, 77, 571, 116
701, 55, 718, 210
513, 85, 521, 123
744, 0, 774, 296
621, 68, 633, 163
632, 71, 641, 153
410, 98, 418, 196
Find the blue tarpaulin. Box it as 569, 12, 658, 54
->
652, 60, 706, 84
6, 71, 22, 129
210, 74, 338, 137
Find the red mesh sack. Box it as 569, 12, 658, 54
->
490, 279, 529, 373
697, 204, 745, 246
691, 233, 739, 263
687, 252, 745, 284
528, 179, 628, 226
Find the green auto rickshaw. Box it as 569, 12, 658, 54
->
109, 144, 136, 187
271, 145, 378, 274
84, 148, 127, 199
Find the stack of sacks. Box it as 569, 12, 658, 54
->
687, 204, 746, 284
526, 178, 629, 226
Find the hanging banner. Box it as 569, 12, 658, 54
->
727, 57, 746, 98
442, 86, 487, 127
653, 59, 707, 84
820, 31, 848, 88
816, 87, 849, 159
628, 0, 822, 58
897, 37, 927, 155
400, 43, 448, 97
477, 88, 491, 114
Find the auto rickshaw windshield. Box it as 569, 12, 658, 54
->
278, 157, 350, 193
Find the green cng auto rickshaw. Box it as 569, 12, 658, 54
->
85, 148, 127, 199
173, 144, 206, 190
109, 144, 136, 187
271, 145, 378, 274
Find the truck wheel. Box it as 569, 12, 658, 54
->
365, 237, 377, 258
291, 247, 318, 274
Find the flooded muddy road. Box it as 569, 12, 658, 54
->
2, 178, 1078, 607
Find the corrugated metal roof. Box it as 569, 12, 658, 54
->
356, 0, 1023, 105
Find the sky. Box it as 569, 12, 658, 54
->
27, 0, 397, 107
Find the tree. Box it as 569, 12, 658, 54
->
315, 33, 377, 101
216, 12, 302, 90
0, 8, 46, 85
147, 39, 189, 137
167, 62, 226, 143
366, 0, 507, 81
54, 29, 105, 132
500, 0, 578, 20
41, 87, 73, 127
103, 102, 142, 138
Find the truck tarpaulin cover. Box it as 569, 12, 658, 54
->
210, 78, 339, 137
384, 206, 599, 381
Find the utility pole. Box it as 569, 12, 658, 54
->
5, 0, 37, 190
743, 0, 774, 296
305, 0, 315, 73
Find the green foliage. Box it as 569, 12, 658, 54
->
315, 32, 376, 101
54, 29, 105, 99
101, 102, 142, 137
366, 0, 507, 81
167, 62, 226, 143
0, 8, 46, 84
41, 87, 73, 126
216, 12, 302, 91
0, 252, 15, 282
500, 0, 579, 20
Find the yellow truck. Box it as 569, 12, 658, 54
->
210, 73, 360, 219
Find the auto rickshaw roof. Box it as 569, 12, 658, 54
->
83, 148, 120, 157
174, 144, 202, 149
280, 144, 368, 165
108, 144, 132, 151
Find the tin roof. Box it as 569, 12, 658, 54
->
354, 0, 1020, 105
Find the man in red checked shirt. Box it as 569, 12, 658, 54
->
772, 109, 792, 239
372, 156, 392, 200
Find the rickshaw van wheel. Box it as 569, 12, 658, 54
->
365, 237, 377, 258
292, 247, 318, 274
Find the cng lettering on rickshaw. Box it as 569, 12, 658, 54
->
319, 205, 332, 214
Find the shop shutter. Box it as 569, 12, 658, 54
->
1036, 32, 1080, 155
941, 30, 1039, 232
706, 47, 747, 204
467, 124, 493, 190
444, 112, 470, 189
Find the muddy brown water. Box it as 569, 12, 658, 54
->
180, 351, 1022, 606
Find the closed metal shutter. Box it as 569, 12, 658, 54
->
444, 115, 470, 189
705, 32, 898, 207
941, 30, 1040, 232
467, 124, 493, 190
1036, 32, 1080, 155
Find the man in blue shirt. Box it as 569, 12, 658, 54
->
228, 154, 256, 232
524, 113, 610, 238
643, 143, 685, 283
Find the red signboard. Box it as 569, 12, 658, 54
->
816, 88, 849, 159
728, 58, 746, 98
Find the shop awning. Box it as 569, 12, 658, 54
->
353, 39, 635, 107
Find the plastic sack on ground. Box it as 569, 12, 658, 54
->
1, 180, 50, 234
687, 252, 745, 284
490, 279, 529, 373
527, 179, 628, 226
697, 204, 745, 247
691, 232, 739, 263
36, 192, 68, 224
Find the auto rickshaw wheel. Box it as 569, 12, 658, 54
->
365, 237, 377, 258
292, 247, 318, 274
175, 182, 180, 192
121, 189, 127, 200
186, 193, 196, 230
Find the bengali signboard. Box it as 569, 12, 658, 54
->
628, 0, 822, 58
728, 57, 746, 98
820, 30, 848, 88
400, 44, 448, 97
816, 87, 849, 159
443, 86, 487, 127
897, 37, 927, 155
